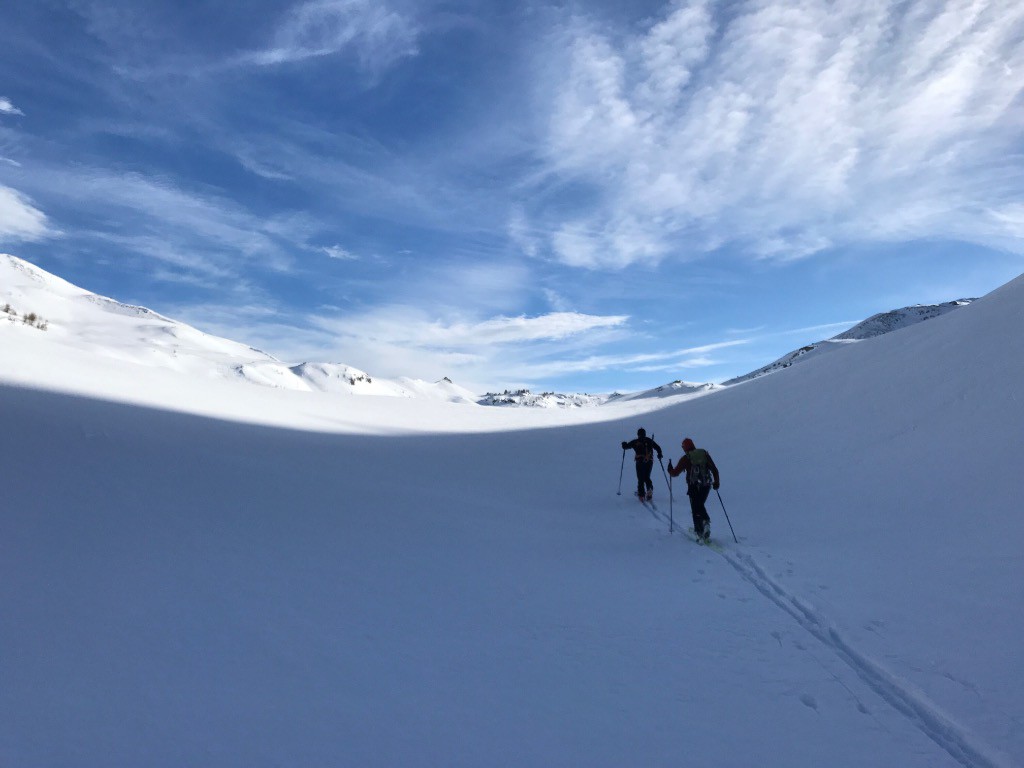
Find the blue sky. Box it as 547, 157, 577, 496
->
2, 0, 1022, 394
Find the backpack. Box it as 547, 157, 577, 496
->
636, 437, 654, 462
686, 449, 713, 487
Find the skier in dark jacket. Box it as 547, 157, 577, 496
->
621, 428, 663, 501
668, 437, 721, 542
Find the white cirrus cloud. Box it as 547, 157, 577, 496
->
989, 204, 1024, 240
11, 165, 315, 282
0, 185, 53, 242
526, 0, 1024, 269
158, 301, 742, 392
516, 339, 746, 376
242, 0, 419, 74
323, 245, 359, 260
0, 98, 24, 116
316, 307, 629, 349
462, 311, 629, 345
254, 306, 632, 390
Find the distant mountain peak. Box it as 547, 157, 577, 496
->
477, 389, 606, 408
724, 299, 976, 386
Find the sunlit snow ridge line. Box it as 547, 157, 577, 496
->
644, 503, 1010, 768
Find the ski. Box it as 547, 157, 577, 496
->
634, 492, 666, 525
685, 527, 724, 552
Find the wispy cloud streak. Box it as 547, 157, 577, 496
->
527, 0, 1024, 268
239, 0, 419, 74
0, 98, 24, 116
9, 165, 317, 283
314, 308, 629, 349
293, 304, 745, 389
0, 185, 52, 242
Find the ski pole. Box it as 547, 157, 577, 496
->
657, 454, 670, 491
669, 474, 674, 533
616, 448, 626, 495
716, 489, 739, 543
653, 435, 670, 489
657, 452, 674, 533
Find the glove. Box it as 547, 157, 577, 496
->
713, 482, 720, 490
667, 461, 674, 472
621, 441, 628, 450
657, 453, 663, 460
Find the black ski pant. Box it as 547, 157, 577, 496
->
688, 484, 711, 533
635, 459, 654, 497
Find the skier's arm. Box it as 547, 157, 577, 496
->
708, 454, 721, 488
668, 455, 689, 478
652, 439, 663, 459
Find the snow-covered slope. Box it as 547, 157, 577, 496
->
2, 254, 1022, 766
1, 252, 282, 374
0, 253, 478, 404
724, 299, 974, 385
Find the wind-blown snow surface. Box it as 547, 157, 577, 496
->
2, 268, 1023, 766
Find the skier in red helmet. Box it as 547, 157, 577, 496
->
668, 437, 720, 542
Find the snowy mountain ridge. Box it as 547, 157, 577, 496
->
0, 253, 978, 405
833, 300, 975, 339
607, 379, 719, 402
477, 389, 607, 407
724, 299, 975, 386
0, 253, 478, 404
472, 381, 719, 408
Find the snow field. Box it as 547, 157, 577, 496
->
2, 265, 1022, 766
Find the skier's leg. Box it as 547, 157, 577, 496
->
635, 461, 645, 498
695, 486, 712, 537
688, 489, 703, 533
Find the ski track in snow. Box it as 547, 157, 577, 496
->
639, 499, 1010, 768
